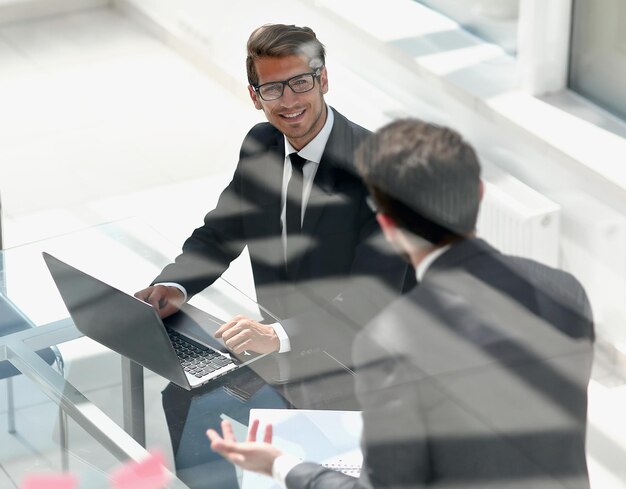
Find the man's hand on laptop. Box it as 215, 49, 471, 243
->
134, 285, 184, 318
215, 315, 280, 354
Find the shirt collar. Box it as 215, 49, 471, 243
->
415, 244, 451, 282
284, 105, 334, 163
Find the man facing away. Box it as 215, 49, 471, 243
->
207, 119, 595, 488
135, 24, 410, 359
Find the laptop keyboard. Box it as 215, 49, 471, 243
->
167, 329, 234, 378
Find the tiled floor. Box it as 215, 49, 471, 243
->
0, 4, 260, 243
1, 3, 626, 488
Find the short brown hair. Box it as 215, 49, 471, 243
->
356, 119, 481, 244
246, 24, 326, 86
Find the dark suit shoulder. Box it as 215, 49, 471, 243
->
506, 255, 586, 302
329, 108, 371, 154
331, 108, 371, 139
240, 122, 282, 158
433, 239, 593, 340
321, 108, 371, 183
503, 254, 594, 340
357, 241, 594, 370
459, 239, 587, 308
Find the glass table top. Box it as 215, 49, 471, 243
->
0, 217, 356, 489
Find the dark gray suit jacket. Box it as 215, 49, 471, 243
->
154, 109, 411, 354
287, 238, 594, 489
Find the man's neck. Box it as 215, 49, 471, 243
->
408, 245, 437, 271
409, 237, 465, 282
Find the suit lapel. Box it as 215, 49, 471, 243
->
302, 110, 356, 235
242, 133, 285, 275
301, 155, 336, 233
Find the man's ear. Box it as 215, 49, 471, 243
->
248, 85, 263, 110
479, 179, 484, 202
376, 213, 398, 243
319, 66, 329, 95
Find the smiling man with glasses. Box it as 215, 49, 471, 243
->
136, 23, 411, 360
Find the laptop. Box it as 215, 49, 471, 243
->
43, 252, 266, 390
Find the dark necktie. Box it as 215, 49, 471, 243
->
285, 152, 306, 276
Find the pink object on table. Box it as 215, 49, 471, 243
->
111, 450, 171, 489
20, 473, 78, 489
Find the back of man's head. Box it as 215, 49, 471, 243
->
246, 24, 326, 86
356, 119, 481, 245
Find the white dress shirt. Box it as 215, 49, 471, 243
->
266, 106, 335, 352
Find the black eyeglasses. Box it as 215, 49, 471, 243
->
253, 69, 321, 101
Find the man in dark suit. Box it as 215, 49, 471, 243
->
135, 24, 410, 357
138, 24, 411, 489
207, 119, 594, 488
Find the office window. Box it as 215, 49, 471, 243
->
415, 0, 520, 55
569, 0, 626, 121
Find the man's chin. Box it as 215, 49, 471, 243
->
281, 127, 312, 144
282, 129, 307, 140
278, 119, 307, 133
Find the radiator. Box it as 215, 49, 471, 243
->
476, 164, 561, 267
